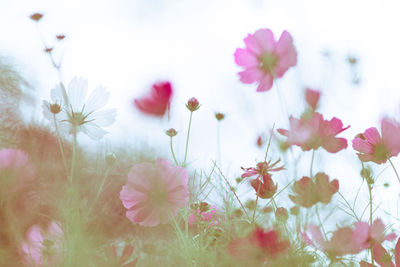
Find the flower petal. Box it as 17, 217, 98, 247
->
85, 85, 110, 112
68, 77, 88, 111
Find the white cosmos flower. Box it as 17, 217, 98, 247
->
43, 77, 117, 140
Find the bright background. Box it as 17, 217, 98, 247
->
2, 0, 400, 220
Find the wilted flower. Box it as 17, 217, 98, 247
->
228, 227, 289, 262
186, 97, 200, 112
278, 112, 349, 153
43, 78, 117, 140
289, 173, 339, 208
352, 117, 400, 164
234, 28, 297, 92
134, 81, 173, 117
20, 222, 63, 266
120, 158, 189, 227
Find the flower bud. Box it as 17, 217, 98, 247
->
165, 128, 177, 137
186, 97, 200, 112
215, 112, 225, 121
275, 207, 289, 222
56, 35, 66, 41
290, 206, 300, 216
30, 13, 43, 22
44, 48, 53, 53
49, 103, 61, 114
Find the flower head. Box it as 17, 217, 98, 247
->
234, 28, 297, 92
289, 173, 339, 208
186, 97, 200, 112
20, 222, 63, 266
215, 112, 225, 121
278, 112, 349, 153
43, 77, 117, 140
134, 81, 173, 117
119, 158, 189, 227
30, 13, 43, 22
352, 117, 400, 164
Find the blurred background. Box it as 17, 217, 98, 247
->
1, 0, 400, 219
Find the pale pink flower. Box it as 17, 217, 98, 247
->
278, 112, 349, 153
120, 158, 189, 227
234, 28, 297, 92
20, 222, 63, 266
353, 219, 396, 251
352, 117, 400, 164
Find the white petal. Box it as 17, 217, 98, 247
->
50, 84, 67, 106
42, 100, 52, 121
88, 109, 117, 127
81, 123, 108, 140
84, 85, 110, 112
68, 77, 88, 111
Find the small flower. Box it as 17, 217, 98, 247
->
20, 222, 63, 266
228, 227, 289, 262
234, 28, 297, 92
250, 173, 277, 199
241, 160, 284, 178
215, 112, 225, 121
289, 173, 339, 208
256, 136, 263, 147
43, 78, 117, 140
165, 128, 177, 137
188, 202, 219, 227
30, 13, 43, 22
134, 81, 173, 117
119, 158, 189, 227
352, 117, 400, 164
275, 207, 289, 222
278, 112, 349, 153
186, 97, 200, 112
305, 88, 320, 111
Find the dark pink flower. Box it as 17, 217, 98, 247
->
134, 81, 173, 117
278, 112, 349, 153
188, 203, 219, 227
289, 173, 339, 208
234, 28, 297, 92
352, 117, 400, 164
120, 158, 189, 227
305, 88, 321, 110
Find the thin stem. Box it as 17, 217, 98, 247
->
88, 167, 111, 216
310, 150, 315, 178
183, 111, 193, 167
315, 204, 327, 240
53, 114, 69, 178
169, 137, 179, 166
69, 130, 77, 184
217, 121, 221, 166
264, 123, 275, 162
252, 178, 261, 224
367, 181, 375, 266
388, 158, 400, 184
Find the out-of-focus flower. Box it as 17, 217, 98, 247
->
30, 13, 43, 22
352, 117, 400, 164
305, 88, 320, 111
302, 219, 395, 259
275, 207, 289, 222
43, 78, 117, 140
104, 244, 138, 267
215, 112, 225, 121
119, 158, 189, 227
165, 128, 177, 137
360, 237, 400, 267
256, 136, 263, 148
228, 227, 289, 262
289, 173, 339, 208
134, 81, 173, 117
278, 112, 349, 153
20, 222, 63, 266
241, 160, 284, 178
186, 97, 200, 112
188, 202, 219, 227
56, 35, 65, 41
234, 28, 297, 92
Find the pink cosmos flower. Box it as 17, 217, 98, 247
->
20, 222, 63, 266
289, 173, 339, 208
302, 219, 395, 259
360, 237, 400, 267
234, 28, 297, 92
228, 227, 289, 262
278, 112, 349, 153
305, 88, 321, 110
120, 158, 189, 227
134, 81, 173, 117
352, 117, 400, 164
188, 202, 219, 227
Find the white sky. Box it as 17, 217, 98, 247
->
2, 0, 400, 222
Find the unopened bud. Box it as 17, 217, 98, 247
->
49, 103, 61, 114
30, 13, 43, 22
215, 112, 225, 121
44, 48, 53, 53
56, 34, 66, 40
275, 207, 289, 222
165, 128, 177, 137
186, 97, 200, 112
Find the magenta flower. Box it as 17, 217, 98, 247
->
352, 117, 400, 164
120, 158, 189, 227
134, 81, 173, 117
20, 222, 63, 266
234, 28, 297, 92
278, 112, 349, 153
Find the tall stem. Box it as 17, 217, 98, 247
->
53, 114, 69, 178
310, 150, 315, 178
183, 111, 193, 167
169, 137, 179, 166
69, 130, 77, 184
252, 178, 261, 224
388, 158, 400, 184
367, 180, 375, 266
217, 121, 221, 166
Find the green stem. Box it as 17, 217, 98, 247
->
169, 137, 179, 166
183, 111, 193, 167
53, 114, 69, 178
366, 171, 374, 266
310, 150, 315, 178
88, 167, 111, 216
388, 158, 400, 184
217, 121, 221, 166
69, 130, 77, 184
252, 179, 261, 224
263, 123, 275, 162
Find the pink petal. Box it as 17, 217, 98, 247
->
308, 224, 326, 249
234, 48, 259, 67
353, 138, 374, 154
274, 31, 297, 77
373, 244, 394, 267
253, 28, 276, 52
256, 74, 273, 92
381, 118, 400, 156
238, 68, 263, 84
364, 127, 382, 145
322, 137, 348, 153
394, 237, 400, 267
